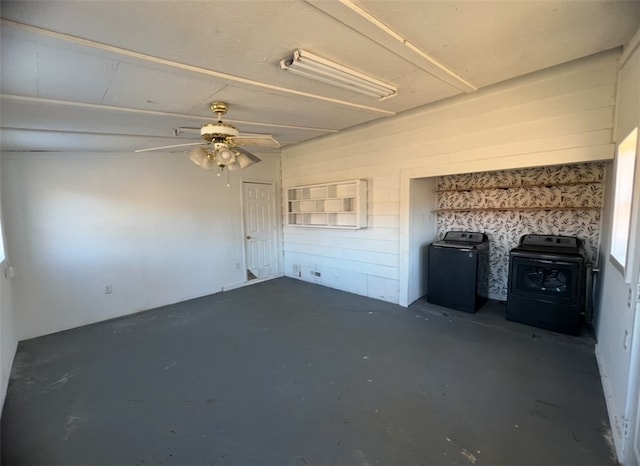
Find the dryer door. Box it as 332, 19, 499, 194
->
509, 256, 582, 305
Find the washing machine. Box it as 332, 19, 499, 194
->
427, 231, 490, 313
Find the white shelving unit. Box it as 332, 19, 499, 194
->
287, 179, 367, 229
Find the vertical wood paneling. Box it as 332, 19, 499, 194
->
594, 26, 640, 465
282, 50, 619, 305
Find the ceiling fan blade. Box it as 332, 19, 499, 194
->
233, 134, 280, 148
135, 142, 203, 153
174, 128, 279, 148
228, 146, 262, 171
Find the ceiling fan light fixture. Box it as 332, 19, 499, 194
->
235, 147, 262, 168
144, 102, 265, 174
200, 152, 219, 171
228, 147, 262, 171
188, 146, 208, 165
280, 49, 397, 100
187, 146, 218, 170
213, 142, 236, 167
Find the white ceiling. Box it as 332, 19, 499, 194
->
1, 0, 639, 154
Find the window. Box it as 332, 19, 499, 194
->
610, 127, 638, 275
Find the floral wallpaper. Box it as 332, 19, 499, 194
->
436, 162, 605, 300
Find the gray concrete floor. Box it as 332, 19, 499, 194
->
1, 277, 615, 466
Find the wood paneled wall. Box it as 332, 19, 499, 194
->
281, 50, 619, 305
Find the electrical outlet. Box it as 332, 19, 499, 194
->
105, 284, 113, 294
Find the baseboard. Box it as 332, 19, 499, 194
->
222, 276, 276, 292
595, 343, 624, 462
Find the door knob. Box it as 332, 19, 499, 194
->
246, 235, 252, 240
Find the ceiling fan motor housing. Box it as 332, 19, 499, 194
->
200, 122, 239, 143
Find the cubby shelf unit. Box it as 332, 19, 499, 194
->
287, 179, 367, 229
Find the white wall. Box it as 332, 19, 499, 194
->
595, 27, 640, 465
0, 158, 18, 425
0, 253, 16, 455
1, 152, 281, 341
282, 49, 619, 306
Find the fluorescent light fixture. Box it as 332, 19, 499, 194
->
280, 49, 397, 100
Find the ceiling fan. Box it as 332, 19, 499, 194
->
135, 102, 279, 171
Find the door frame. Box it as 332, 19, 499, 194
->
240, 179, 282, 286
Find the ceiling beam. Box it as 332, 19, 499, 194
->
1, 19, 395, 116
0, 94, 339, 133
305, 0, 477, 93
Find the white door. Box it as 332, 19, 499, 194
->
242, 182, 277, 280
